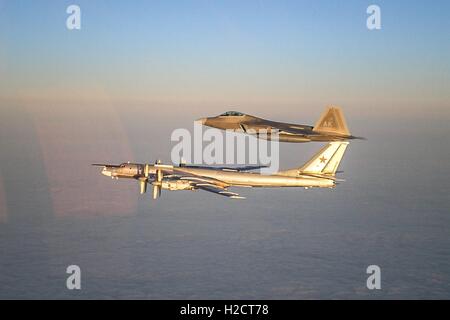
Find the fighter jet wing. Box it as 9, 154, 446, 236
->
241, 121, 315, 136
272, 124, 315, 135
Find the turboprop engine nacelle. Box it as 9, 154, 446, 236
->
161, 180, 192, 191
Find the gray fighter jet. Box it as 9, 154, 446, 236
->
198, 105, 363, 142
93, 141, 349, 200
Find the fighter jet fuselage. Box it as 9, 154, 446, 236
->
198, 106, 363, 143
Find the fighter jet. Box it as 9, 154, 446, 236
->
93, 141, 349, 200
197, 105, 364, 143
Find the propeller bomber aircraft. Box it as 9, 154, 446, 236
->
93, 141, 349, 200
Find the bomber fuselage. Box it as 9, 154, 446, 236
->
101, 163, 334, 188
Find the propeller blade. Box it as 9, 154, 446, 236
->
152, 185, 161, 199
151, 161, 164, 199
139, 179, 147, 194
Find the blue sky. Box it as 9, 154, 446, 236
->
0, 0, 449, 116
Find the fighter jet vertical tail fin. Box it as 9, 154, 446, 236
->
313, 106, 350, 136
277, 142, 349, 177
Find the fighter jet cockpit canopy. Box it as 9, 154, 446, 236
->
220, 111, 245, 116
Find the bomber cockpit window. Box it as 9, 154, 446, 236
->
220, 111, 244, 116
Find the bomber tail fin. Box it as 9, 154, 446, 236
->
278, 142, 349, 177
313, 105, 350, 136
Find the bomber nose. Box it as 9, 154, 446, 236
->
101, 167, 112, 177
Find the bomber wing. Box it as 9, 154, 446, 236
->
193, 183, 245, 199
91, 163, 122, 168
164, 168, 246, 199
180, 164, 267, 172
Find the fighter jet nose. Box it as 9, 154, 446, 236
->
196, 117, 207, 125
